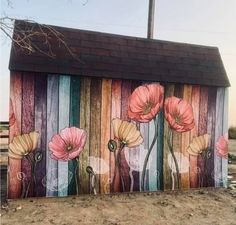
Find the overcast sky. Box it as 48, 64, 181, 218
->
0, 0, 235, 126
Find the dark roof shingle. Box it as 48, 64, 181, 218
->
9, 20, 230, 87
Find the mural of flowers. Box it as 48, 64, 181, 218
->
49, 126, 87, 194
124, 146, 148, 192
164, 96, 195, 189
8, 131, 42, 197
187, 134, 209, 156
164, 96, 195, 133
128, 83, 164, 123
216, 134, 228, 159
49, 127, 87, 161
168, 152, 189, 190
108, 118, 143, 192
9, 132, 39, 159
128, 83, 164, 191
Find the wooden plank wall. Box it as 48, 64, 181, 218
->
7, 74, 228, 198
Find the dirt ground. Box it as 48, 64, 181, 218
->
0, 188, 235, 225
1, 140, 236, 225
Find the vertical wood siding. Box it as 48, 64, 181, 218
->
8, 73, 228, 198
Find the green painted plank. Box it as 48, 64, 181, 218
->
68, 76, 80, 195
58, 75, 71, 197
157, 110, 164, 190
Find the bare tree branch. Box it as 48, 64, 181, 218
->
0, 16, 82, 62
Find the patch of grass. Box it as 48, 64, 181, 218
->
229, 126, 236, 139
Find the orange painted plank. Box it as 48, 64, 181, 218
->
110, 80, 122, 193
89, 78, 102, 193
100, 79, 112, 194
120, 80, 132, 192
8, 72, 22, 199
180, 85, 192, 189
189, 85, 200, 188
21, 73, 35, 197
172, 84, 183, 190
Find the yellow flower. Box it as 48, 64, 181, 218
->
9, 131, 39, 159
187, 134, 209, 156
112, 118, 143, 148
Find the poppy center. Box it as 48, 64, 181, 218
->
143, 102, 153, 115
66, 145, 73, 152
175, 115, 181, 124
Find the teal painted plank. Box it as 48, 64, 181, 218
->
222, 88, 228, 187
46, 75, 59, 196
68, 76, 80, 195
157, 110, 164, 190
148, 118, 157, 191
58, 75, 71, 196
214, 88, 224, 187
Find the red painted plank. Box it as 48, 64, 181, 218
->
198, 87, 208, 187
8, 72, 22, 199
21, 73, 35, 197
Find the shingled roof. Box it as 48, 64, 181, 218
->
9, 20, 230, 87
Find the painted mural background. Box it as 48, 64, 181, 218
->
8, 72, 228, 199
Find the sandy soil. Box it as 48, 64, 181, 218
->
1, 188, 236, 225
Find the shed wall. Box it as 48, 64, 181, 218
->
8, 72, 228, 198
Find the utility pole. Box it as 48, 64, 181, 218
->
147, 0, 155, 39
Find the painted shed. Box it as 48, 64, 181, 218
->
8, 20, 230, 199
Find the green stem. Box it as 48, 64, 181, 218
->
117, 147, 125, 191
141, 116, 158, 191
111, 150, 117, 192
167, 128, 180, 189
25, 154, 35, 197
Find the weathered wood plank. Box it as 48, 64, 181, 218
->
110, 80, 122, 193
148, 118, 157, 191
46, 75, 59, 196
198, 87, 208, 187
90, 78, 102, 193
8, 72, 22, 199
206, 87, 216, 187
68, 76, 80, 195
79, 78, 91, 194
163, 84, 175, 190
100, 79, 112, 194
21, 73, 35, 197
120, 80, 132, 192
34, 74, 47, 197
189, 85, 200, 188
172, 84, 183, 190
157, 109, 164, 190
130, 81, 142, 192
222, 88, 228, 187
181, 85, 192, 189
58, 75, 70, 196
214, 88, 224, 187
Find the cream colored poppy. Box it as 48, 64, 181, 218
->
112, 118, 143, 148
187, 134, 209, 156
8, 131, 39, 159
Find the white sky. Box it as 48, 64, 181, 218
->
0, 0, 235, 126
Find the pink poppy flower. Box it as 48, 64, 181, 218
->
216, 134, 228, 159
49, 127, 87, 161
164, 96, 195, 133
128, 83, 164, 122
